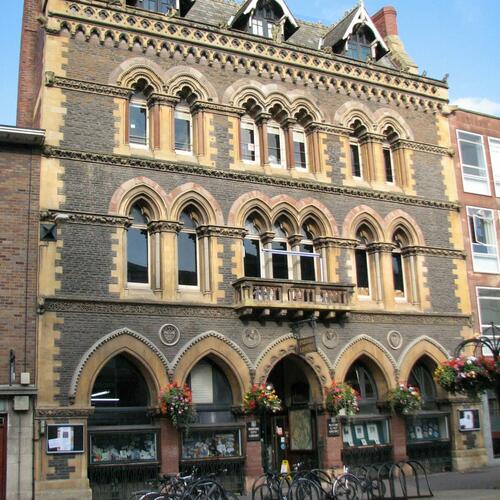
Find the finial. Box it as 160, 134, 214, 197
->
359, 0, 365, 8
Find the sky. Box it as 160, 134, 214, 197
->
0, 0, 499, 125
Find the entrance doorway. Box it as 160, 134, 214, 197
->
263, 356, 320, 472
0, 415, 6, 500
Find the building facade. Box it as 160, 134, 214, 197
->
13, 0, 489, 498
448, 108, 500, 464
0, 125, 44, 500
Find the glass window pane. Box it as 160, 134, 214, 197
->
460, 140, 485, 170
178, 232, 198, 286
350, 144, 361, 177
479, 297, 500, 326
244, 239, 261, 277
268, 130, 281, 165
129, 104, 147, 144
294, 139, 307, 169
272, 241, 288, 279
458, 131, 482, 144
355, 249, 369, 289
383, 148, 394, 182
392, 253, 405, 292
175, 117, 191, 151
241, 126, 256, 161
127, 227, 148, 283
300, 244, 315, 281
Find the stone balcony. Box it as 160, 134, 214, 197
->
232, 277, 354, 320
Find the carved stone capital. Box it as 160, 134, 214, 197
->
148, 220, 182, 234
197, 225, 248, 239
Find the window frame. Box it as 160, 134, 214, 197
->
392, 246, 406, 301
299, 236, 317, 282
243, 235, 264, 278
267, 121, 286, 168
240, 117, 260, 164
128, 0, 177, 15
488, 136, 500, 198
293, 127, 308, 170
383, 145, 395, 184
350, 140, 363, 179
129, 100, 149, 149
467, 206, 500, 274
476, 286, 500, 335
354, 241, 371, 299
178, 213, 200, 289
126, 204, 151, 288
457, 129, 490, 196
174, 105, 193, 155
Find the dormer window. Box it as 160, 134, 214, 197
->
250, 1, 281, 38
127, 0, 176, 14
345, 25, 374, 62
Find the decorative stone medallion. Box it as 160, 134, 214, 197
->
159, 324, 180, 346
387, 330, 403, 350
242, 327, 262, 348
322, 330, 339, 349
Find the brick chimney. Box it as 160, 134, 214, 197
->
371, 6, 398, 38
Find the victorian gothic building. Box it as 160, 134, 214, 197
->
4, 0, 489, 498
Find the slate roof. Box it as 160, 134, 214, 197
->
322, 5, 358, 49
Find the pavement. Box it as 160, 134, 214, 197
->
238, 465, 500, 499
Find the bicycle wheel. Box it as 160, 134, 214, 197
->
332, 474, 363, 500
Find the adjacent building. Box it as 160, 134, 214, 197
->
8, 0, 490, 498
448, 107, 500, 464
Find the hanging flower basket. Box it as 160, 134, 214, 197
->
159, 382, 197, 428
388, 383, 422, 414
434, 355, 497, 397
243, 384, 282, 415
325, 382, 360, 416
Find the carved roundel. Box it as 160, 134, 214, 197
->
322, 329, 339, 349
159, 324, 181, 346
387, 330, 403, 350
242, 327, 262, 348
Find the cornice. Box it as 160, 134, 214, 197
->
349, 310, 471, 327
40, 209, 130, 227
314, 237, 358, 249
393, 139, 454, 157
46, 2, 448, 109
45, 72, 131, 98
403, 245, 466, 259
36, 407, 95, 418
197, 225, 248, 238
42, 146, 461, 211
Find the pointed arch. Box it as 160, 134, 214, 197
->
384, 210, 425, 246
70, 328, 170, 406
166, 183, 224, 225
334, 101, 376, 131
398, 336, 449, 382
342, 205, 385, 241
172, 331, 253, 400
163, 66, 218, 102
333, 335, 397, 394
112, 58, 165, 92
373, 108, 414, 141
108, 176, 168, 219
297, 198, 338, 237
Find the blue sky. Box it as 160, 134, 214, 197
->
1, 0, 499, 125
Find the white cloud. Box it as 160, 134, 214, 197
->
453, 97, 500, 117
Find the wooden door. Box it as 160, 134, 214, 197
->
0, 415, 6, 500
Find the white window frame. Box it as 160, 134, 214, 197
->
392, 247, 407, 302
240, 117, 260, 164
178, 225, 200, 290
298, 236, 317, 281
129, 100, 149, 149
467, 206, 500, 274
267, 121, 286, 168
251, 17, 265, 37
243, 235, 265, 278
382, 144, 395, 184
354, 243, 371, 300
293, 127, 308, 170
127, 214, 151, 288
488, 136, 500, 198
174, 106, 193, 156
350, 140, 363, 179
476, 287, 500, 356
457, 130, 490, 196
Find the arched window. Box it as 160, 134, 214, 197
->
409, 362, 437, 409
178, 208, 199, 287
244, 214, 263, 278
293, 126, 308, 170
127, 201, 150, 285
241, 115, 260, 164
272, 217, 291, 279
299, 223, 316, 281
267, 120, 286, 168
382, 126, 399, 184
174, 101, 193, 154
392, 236, 405, 297
345, 25, 375, 62
129, 85, 149, 146
349, 120, 367, 179
354, 225, 374, 297
250, 0, 283, 38
127, 0, 177, 15
346, 361, 378, 412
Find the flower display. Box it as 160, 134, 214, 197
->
159, 382, 197, 428
325, 381, 360, 416
388, 383, 422, 414
434, 355, 497, 397
243, 384, 282, 414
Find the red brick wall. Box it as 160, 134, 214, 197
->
448, 109, 500, 334
17, 0, 44, 128
372, 6, 398, 38
0, 145, 40, 384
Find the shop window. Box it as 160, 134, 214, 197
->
129, 92, 148, 147
178, 209, 199, 287
299, 223, 316, 281
243, 215, 263, 278
458, 130, 490, 195
271, 219, 290, 279
467, 207, 499, 273
383, 146, 394, 183
241, 116, 259, 163
127, 202, 150, 285
345, 362, 378, 412
175, 103, 192, 154
267, 121, 285, 167
489, 137, 500, 197
409, 362, 437, 408
293, 128, 308, 170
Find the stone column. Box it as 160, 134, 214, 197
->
256, 113, 271, 167
244, 416, 264, 492
320, 414, 343, 472
160, 418, 180, 475
390, 415, 408, 462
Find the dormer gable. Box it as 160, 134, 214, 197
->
229, 0, 299, 41
322, 3, 388, 62
126, 0, 195, 17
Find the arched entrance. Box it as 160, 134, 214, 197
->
263, 354, 323, 472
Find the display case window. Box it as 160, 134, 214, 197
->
90, 430, 158, 465
181, 428, 242, 460
407, 416, 448, 442
342, 420, 389, 447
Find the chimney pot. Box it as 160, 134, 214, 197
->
372, 6, 398, 38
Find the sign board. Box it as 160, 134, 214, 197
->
47, 424, 84, 454
327, 417, 340, 437
292, 319, 318, 354
246, 420, 261, 442
458, 409, 480, 432
296, 335, 317, 354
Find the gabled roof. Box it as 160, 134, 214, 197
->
321, 4, 388, 53
228, 0, 299, 31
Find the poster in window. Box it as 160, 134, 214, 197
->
47, 425, 84, 454
367, 423, 380, 444
459, 409, 480, 431
289, 409, 313, 450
